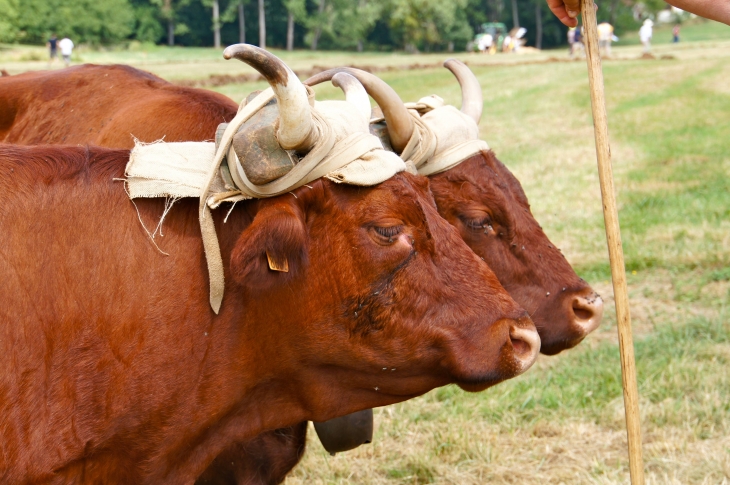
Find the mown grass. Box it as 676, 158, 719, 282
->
2, 24, 730, 483
285, 29, 730, 485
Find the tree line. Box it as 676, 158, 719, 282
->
0, 0, 671, 51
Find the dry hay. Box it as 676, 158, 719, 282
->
286, 415, 730, 484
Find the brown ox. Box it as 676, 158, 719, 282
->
0, 141, 539, 482
305, 65, 603, 354
0, 64, 237, 147
0, 60, 598, 483
0, 63, 601, 351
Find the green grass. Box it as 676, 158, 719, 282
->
3, 27, 730, 483
618, 18, 730, 45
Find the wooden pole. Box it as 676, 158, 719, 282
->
579, 1, 645, 483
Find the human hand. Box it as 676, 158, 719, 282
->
546, 0, 581, 27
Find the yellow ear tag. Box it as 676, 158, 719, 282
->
266, 251, 289, 272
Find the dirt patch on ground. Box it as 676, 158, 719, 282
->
175, 57, 583, 88
176, 52, 675, 89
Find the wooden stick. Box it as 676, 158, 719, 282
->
579, 1, 645, 484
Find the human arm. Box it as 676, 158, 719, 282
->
666, 0, 730, 25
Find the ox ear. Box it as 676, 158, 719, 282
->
230, 199, 308, 290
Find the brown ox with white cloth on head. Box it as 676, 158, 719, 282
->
199, 60, 605, 484
0, 45, 539, 484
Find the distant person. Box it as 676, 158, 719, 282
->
478, 34, 493, 54
639, 19, 653, 53
673, 24, 681, 42
546, 0, 730, 27
502, 34, 512, 53
567, 26, 576, 56
47, 34, 58, 66
597, 22, 614, 56
572, 26, 584, 57
59, 37, 74, 67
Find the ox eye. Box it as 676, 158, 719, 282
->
461, 216, 492, 232
374, 225, 403, 240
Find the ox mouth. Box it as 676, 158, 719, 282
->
453, 318, 540, 393
539, 336, 585, 356
530, 288, 604, 355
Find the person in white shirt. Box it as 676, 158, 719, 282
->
597, 22, 614, 57
59, 37, 74, 67
639, 19, 653, 53
478, 34, 493, 54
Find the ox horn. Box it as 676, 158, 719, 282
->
305, 68, 413, 154
331, 72, 372, 121
443, 59, 483, 124
224, 44, 316, 152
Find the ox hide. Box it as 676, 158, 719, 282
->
0, 64, 237, 148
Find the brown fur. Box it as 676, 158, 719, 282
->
0, 144, 532, 484
429, 151, 600, 355
0, 64, 237, 147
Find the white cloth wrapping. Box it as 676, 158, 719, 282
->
125, 87, 406, 313
126, 141, 226, 199
397, 95, 489, 176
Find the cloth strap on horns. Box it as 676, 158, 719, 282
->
381, 97, 490, 177
199, 89, 404, 313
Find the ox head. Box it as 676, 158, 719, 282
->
220, 46, 540, 421
305, 63, 602, 355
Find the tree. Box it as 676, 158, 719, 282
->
511, 0, 520, 28
151, 0, 191, 46
0, 0, 19, 43
336, 0, 384, 51
389, 0, 472, 52
238, 1, 246, 43
258, 0, 265, 48
213, 0, 221, 47
535, 0, 545, 49
13, 0, 135, 45
133, 4, 165, 43
283, 0, 305, 51
201, 0, 222, 47
309, 0, 327, 50
221, 0, 248, 44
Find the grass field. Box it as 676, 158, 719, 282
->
3, 19, 729, 484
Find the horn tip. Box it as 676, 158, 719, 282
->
330, 71, 349, 88
223, 43, 250, 60
443, 58, 465, 68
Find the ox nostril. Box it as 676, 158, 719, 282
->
574, 307, 592, 321
509, 325, 540, 372
512, 337, 529, 355
572, 293, 604, 334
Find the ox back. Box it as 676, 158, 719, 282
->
0, 64, 237, 147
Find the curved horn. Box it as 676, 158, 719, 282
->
305, 68, 413, 154
443, 59, 483, 123
224, 44, 316, 152
331, 72, 372, 121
